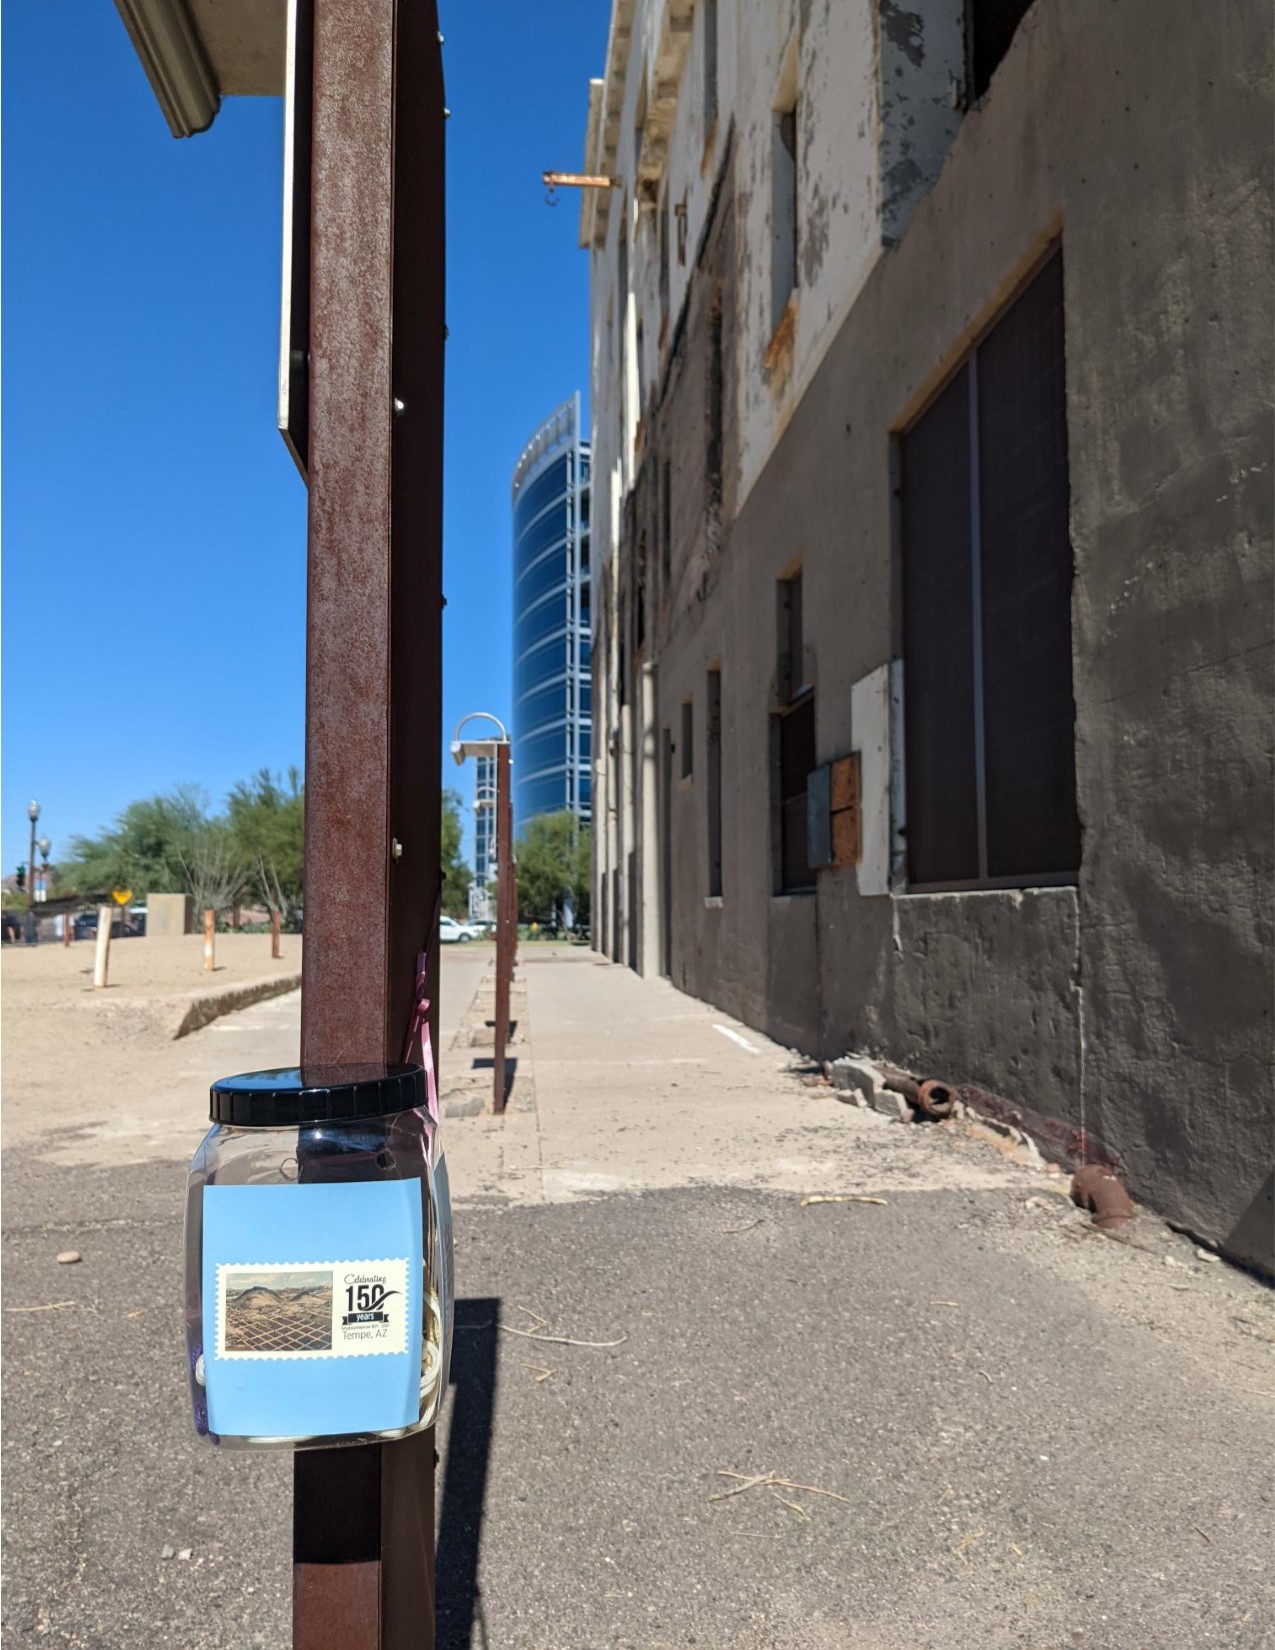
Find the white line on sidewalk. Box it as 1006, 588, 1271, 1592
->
713, 1024, 760, 1055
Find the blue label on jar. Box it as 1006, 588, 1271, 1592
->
202, 1182, 423, 1441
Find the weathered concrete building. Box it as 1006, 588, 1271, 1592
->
581, 0, 1273, 1271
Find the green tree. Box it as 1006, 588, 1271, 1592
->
54, 769, 481, 926
174, 821, 249, 919
58, 786, 211, 899
226, 767, 305, 920
515, 812, 590, 928
441, 789, 472, 917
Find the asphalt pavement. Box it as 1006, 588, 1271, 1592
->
2, 946, 1272, 1649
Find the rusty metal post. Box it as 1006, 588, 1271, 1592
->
291, 1, 445, 1647
493, 742, 514, 1113
203, 907, 216, 971
271, 907, 282, 960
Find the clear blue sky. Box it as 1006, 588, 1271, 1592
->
1, 0, 609, 877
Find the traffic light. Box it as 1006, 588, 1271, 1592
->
15, 863, 25, 892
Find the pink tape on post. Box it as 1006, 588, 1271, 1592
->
402, 948, 439, 1125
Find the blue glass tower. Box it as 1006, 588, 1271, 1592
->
511, 395, 592, 830
473, 753, 497, 889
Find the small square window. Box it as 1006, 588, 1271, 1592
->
771, 104, 798, 334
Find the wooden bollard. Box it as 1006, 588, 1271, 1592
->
270, 907, 282, 960
203, 908, 216, 971
93, 905, 113, 988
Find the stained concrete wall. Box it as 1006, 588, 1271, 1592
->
147, 893, 193, 936
590, 0, 1274, 1270
588, 0, 968, 574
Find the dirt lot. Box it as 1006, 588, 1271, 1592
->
2, 932, 300, 1008
1, 934, 302, 1162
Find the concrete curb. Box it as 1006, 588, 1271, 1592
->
169, 974, 302, 1039
80, 973, 302, 1040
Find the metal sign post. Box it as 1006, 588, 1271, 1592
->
290, 1, 446, 1647
493, 742, 516, 1114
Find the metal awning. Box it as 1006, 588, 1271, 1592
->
112, 0, 286, 137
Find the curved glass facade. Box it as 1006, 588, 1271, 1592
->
512, 395, 592, 830
473, 753, 496, 889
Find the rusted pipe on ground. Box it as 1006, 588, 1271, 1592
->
879, 1068, 957, 1120
878, 1067, 920, 1105
915, 1079, 957, 1120
1072, 1164, 1135, 1231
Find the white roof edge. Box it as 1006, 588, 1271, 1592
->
112, 0, 220, 136
511, 392, 590, 504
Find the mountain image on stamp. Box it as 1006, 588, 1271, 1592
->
225, 1268, 333, 1353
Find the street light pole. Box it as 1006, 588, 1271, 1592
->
27, 801, 40, 915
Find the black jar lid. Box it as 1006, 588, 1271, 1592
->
210, 1063, 426, 1128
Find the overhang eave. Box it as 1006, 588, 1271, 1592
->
113, 0, 285, 138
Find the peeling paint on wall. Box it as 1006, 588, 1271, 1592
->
878, 0, 963, 244
880, 1, 926, 68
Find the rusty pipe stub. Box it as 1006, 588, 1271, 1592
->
1071, 1163, 1135, 1231
879, 1067, 921, 1105
915, 1079, 957, 1120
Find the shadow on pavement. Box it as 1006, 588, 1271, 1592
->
469, 1057, 519, 1107
436, 1297, 500, 1650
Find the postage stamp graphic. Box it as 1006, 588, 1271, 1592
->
215, 1258, 410, 1360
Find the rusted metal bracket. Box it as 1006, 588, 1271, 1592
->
541, 170, 622, 190
493, 742, 516, 1114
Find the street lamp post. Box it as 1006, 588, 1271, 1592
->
452, 714, 516, 1113
27, 801, 40, 918
37, 837, 51, 905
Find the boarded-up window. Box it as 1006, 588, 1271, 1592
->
708, 299, 724, 521
901, 249, 1079, 889
777, 692, 816, 893
775, 569, 814, 892
707, 667, 723, 897
661, 460, 672, 585
777, 570, 804, 703
635, 534, 647, 651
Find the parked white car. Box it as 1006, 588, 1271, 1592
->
439, 914, 483, 944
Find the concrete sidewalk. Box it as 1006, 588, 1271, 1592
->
443, 944, 1046, 1207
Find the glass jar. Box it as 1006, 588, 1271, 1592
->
184, 1063, 452, 1449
